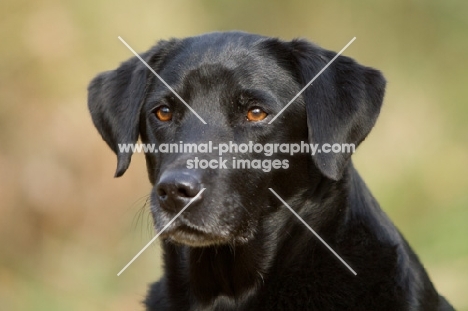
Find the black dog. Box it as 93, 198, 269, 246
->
88, 32, 454, 310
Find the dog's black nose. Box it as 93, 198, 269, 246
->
156, 171, 203, 212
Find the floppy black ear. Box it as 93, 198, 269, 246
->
291, 40, 386, 180
88, 56, 148, 177
88, 40, 177, 177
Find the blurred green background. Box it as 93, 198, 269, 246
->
0, 0, 467, 310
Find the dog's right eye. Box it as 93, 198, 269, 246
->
154, 106, 173, 121
246, 107, 268, 122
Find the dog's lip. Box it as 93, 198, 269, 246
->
158, 219, 229, 246
175, 223, 209, 235
171, 219, 219, 238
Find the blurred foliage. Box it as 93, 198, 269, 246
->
0, 0, 467, 310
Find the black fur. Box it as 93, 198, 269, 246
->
88, 32, 454, 310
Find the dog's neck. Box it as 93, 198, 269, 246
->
188, 240, 272, 305
161, 236, 275, 309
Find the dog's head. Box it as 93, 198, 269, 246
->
88, 32, 385, 247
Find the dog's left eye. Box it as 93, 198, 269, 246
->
246, 107, 267, 122
154, 105, 173, 122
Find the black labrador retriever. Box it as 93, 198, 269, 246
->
88, 32, 454, 310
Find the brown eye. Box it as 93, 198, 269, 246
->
246, 107, 267, 122
155, 106, 172, 121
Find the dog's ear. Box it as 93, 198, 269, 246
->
88, 57, 148, 177
291, 40, 386, 180
88, 40, 176, 177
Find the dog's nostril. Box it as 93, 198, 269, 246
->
157, 184, 192, 199
177, 187, 191, 198
157, 187, 167, 198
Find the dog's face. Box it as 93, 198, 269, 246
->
138, 34, 311, 246
88, 32, 385, 247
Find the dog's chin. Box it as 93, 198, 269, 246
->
158, 223, 251, 247
164, 225, 229, 247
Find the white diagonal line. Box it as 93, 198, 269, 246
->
117, 188, 206, 276
268, 37, 356, 124
118, 36, 207, 125
268, 188, 357, 275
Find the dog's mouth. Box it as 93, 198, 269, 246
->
158, 218, 230, 247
